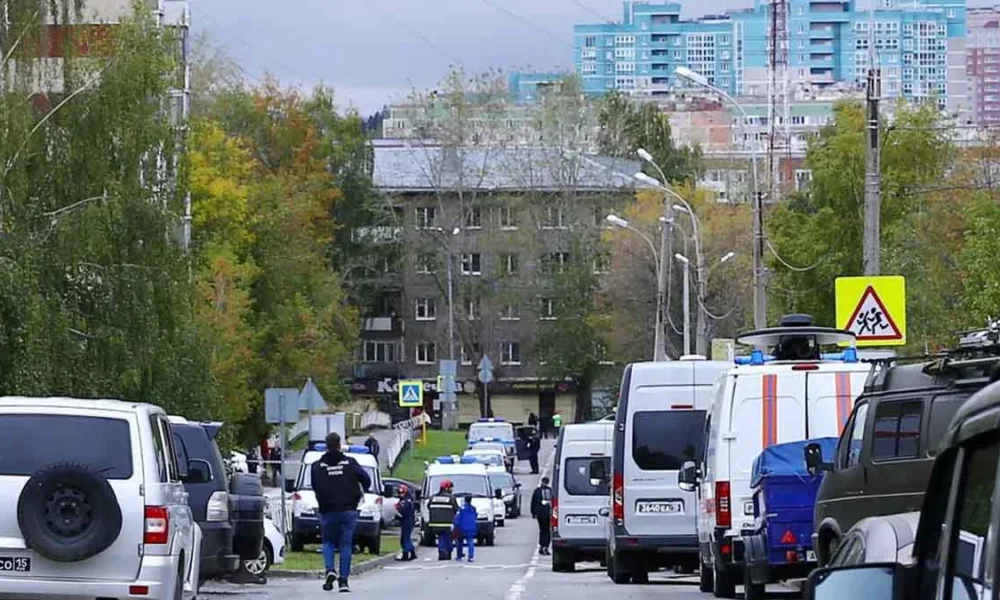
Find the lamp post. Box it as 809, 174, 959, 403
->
607, 214, 667, 361
674, 66, 766, 330
674, 253, 692, 356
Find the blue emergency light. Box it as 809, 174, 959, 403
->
477, 417, 505, 422
734, 347, 860, 366
346, 445, 370, 454
313, 443, 327, 451
436, 455, 480, 464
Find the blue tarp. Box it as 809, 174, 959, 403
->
751, 437, 839, 488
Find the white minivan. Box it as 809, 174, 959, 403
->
678, 316, 870, 598
550, 421, 614, 572
606, 356, 732, 584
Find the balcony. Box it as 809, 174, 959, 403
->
810, 54, 835, 67
363, 316, 404, 336
809, 26, 835, 39
810, 41, 835, 54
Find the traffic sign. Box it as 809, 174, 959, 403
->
297, 377, 327, 412
477, 355, 494, 384
264, 388, 301, 424
835, 276, 906, 347
398, 379, 424, 408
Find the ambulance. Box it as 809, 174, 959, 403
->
419, 456, 498, 546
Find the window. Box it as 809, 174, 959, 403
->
465, 298, 480, 321
540, 298, 557, 320
364, 341, 397, 362
149, 416, 169, 482
543, 252, 570, 273
585, 35, 596, 47
499, 303, 520, 321
947, 438, 999, 592
593, 254, 610, 274
840, 402, 870, 469
632, 410, 707, 470
460, 345, 474, 365
415, 341, 437, 364
542, 206, 566, 229
928, 392, 974, 455
563, 457, 611, 495
415, 298, 437, 320
416, 253, 435, 274
498, 206, 518, 229
415, 206, 436, 229
461, 253, 482, 275
872, 400, 923, 461
500, 253, 518, 275
501, 342, 521, 365
0, 415, 134, 479
464, 206, 482, 229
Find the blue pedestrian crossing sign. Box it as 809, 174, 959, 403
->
398, 380, 424, 408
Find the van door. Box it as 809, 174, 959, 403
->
806, 369, 870, 438
559, 454, 610, 542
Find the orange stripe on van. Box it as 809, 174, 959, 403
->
835, 372, 852, 434
762, 374, 778, 448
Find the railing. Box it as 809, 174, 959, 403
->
383, 416, 422, 472
360, 410, 391, 429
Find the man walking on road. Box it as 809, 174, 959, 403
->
531, 476, 553, 555
312, 431, 372, 593
363, 432, 380, 462
526, 434, 540, 474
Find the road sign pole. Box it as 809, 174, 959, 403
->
278, 391, 288, 540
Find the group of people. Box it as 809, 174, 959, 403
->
426, 481, 480, 561
527, 411, 562, 440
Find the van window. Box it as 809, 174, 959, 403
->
632, 410, 706, 470
840, 402, 870, 469
0, 414, 133, 479
948, 437, 998, 592
927, 392, 973, 456
872, 400, 922, 461
564, 457, 610, 495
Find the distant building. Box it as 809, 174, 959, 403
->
507, 71, 572, 103
967, 6, 1000, 126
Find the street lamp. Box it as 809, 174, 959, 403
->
674, 253, 692, 356
671, 203, 710, 355
674, 65, 766, 330
607, 213, 667, 362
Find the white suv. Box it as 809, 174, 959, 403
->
0, 397, 201, 600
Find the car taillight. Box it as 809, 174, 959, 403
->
715, 481, 731, 529
144, 506, 169, 544
550, 497, 559, 530
291, 492, 301, 501
375, 496, 383, 506
612, 472, 624, 521
206, 491, 229, 522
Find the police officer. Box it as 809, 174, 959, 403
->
428, 480, 459, 560
552, 411, 563, 432
531, 476, 553, 555
395, 484, 417, 562
526, 433, 540, 474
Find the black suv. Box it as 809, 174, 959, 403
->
808, 326, 1000, 566
170, 417, 266, 582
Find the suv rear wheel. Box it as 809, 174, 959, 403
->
699, 561, 714, 593
713, 563, 736, 599
551, 548, 575, 572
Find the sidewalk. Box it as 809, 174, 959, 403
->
349, 427, 405, 475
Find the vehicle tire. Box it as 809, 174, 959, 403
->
699, 561, 715, 593
743, 566, 766, 600
552, 548, 575, 572
17, 461, 123, 563
240, 541, 273, 577
610, 550, 631, 584
825, 534, 842, 565
713, 563, 736, 599
632, 568, 649, 584
174, 565, 185, 600
420, 529, 435, 547
369, 535, 381, 556
290, 533, 305, 552
486, 532, 496, 547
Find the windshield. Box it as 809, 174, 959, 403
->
632, 410, 707, 471
300, 462, 377, 492
465, 452, 503, 466
0, 415, 133, 479
428, 474, 490, 497
489, 473, 515, 491
471, 443, 505, 453
469, 424, 513, 441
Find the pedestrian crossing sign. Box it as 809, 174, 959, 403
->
399, 380, 424, 408
835, 276, 906, 347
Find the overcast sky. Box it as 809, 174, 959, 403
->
191, 0, 990, 116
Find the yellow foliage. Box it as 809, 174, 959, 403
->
189, 119, 257, 251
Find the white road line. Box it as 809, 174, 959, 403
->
505, 445, 556, 600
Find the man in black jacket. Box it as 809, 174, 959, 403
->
312, 432, 372, 593
363, 432, 380, 462
531, 476, 553, 555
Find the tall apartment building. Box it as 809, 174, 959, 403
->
574, 0, 969, 115
967, 6, 1000, 126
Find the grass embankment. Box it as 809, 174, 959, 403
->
390, 430, 469, 483
281, 536, 402, 571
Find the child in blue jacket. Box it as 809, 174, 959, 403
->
454, 496, 478, 562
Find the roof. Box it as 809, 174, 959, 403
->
560, 421, 614, 440
628, 360, 732, 387
372, 140, 646, 193
0, 396, 157, 414
942, 379, 1000, 446
426, 462, 489, 475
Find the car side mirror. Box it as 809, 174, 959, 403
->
804, 443, 834, 476
284, 478, 296, 494
495, 489, 504, 500
514, 482, 521, 489
183, 458, 212, 484
804, 563, 902, 600
382, 485, 393, 497
588, 460, 608, 486
677, 460, 699, 492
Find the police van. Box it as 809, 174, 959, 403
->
467, 418, 516, 471
419, 456, 498, 546
289, 444, 386, 555
677, 315, 870, 598
463, 449, 509, 528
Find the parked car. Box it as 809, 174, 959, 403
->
489, 471, 522, 519
382, 477, 420, 526
0, 397, 202, 600
169, 417, 265, 583
825, 511, 920, 568
240, 514, 286, 577
552, 421, 612, 572
804, 372, 1000, 600
809, 328, 999, 566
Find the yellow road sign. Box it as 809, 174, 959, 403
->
835, 276, 906, 347
398, 379, 424, 408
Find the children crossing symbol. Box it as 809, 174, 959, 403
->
845, 286, 902, 342
835, 276, 907, 347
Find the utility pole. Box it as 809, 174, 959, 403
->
863, 67, 881, 275
752, 188, 766, 329
654, 201, 674, 361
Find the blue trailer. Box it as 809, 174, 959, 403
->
742, 437, 838, 600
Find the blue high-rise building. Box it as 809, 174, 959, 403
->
574, 0, 969, 114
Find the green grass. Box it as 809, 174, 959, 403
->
280, 536, 402, 571
390, 429, 469, 482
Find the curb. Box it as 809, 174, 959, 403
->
269, 552, 398, 579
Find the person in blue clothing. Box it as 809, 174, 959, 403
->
453, 496, 478, 562
394, 484, 417, 562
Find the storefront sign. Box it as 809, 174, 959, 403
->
350, 377, 577, 395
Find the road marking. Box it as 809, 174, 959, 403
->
505, 446, 554, 600
384, 563, 533, 571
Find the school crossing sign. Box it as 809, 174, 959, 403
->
835, 276, 906, 347
398, 380, 423, 408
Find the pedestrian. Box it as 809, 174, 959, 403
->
246, 447, 258, 475
311, 431, 372, 593
538, 415, 548, 439
531, 476, 554, 555
364, 432, 380, 461
394, 484, 417, 562
269, 445, 283, 487
526, 434, 540, 474
552, 411, 563, 432
428, 480, 459, 560
527, 412, 538, 427
454, 496, 478, 562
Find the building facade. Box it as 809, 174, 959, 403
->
967, 6, 1000, 126
573, 0, 968, 115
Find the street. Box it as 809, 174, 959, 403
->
203, 440, 798, 600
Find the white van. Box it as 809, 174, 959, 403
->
679, 317, 870, 598
550, 421, 614, 572
606, 356, 732, 584
419, 457, 498, 546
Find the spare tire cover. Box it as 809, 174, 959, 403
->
17, 462, 123, 563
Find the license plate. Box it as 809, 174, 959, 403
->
806, 550, 816, 562
636, 501, 683, 514
0, 557, 30, 573
566, 515, 597, 525
744, 501, 755, 515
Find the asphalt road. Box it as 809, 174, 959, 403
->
202, 439, 800, 600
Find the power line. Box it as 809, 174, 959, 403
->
568, 0, 616, 24
479, 0, 576, 51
